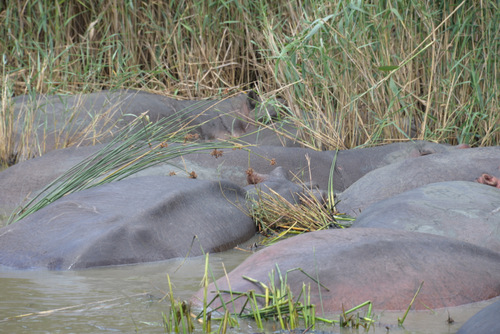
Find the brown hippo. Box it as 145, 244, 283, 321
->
353, 181, 500, 252
191, 228, 500, 313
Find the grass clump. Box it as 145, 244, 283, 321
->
160, 256, 426, 333
163, 275, 196, 333
191, 258, 375, 333
248, 153, 353, 244
248, 188, 354, 245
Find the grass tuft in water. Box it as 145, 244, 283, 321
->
197, 262, 375, 332
163, 275, 195, 333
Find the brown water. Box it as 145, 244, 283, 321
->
0, 241, 497, 334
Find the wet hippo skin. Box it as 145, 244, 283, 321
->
457, 299, 500, 334
192, 228, 500, 312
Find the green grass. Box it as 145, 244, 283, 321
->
161, 253, 379, 333
7, 111, 237, 224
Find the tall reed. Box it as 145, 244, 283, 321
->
1, 0, 498, 158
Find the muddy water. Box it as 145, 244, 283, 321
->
0, 239, 497, 334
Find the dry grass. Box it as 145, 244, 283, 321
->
248, 186, 354, 245
1, 0, 499, 165
263, 0, 500, 149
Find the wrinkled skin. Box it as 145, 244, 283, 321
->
0, 141, 459, 225
0, 176, 254, 270
191, 228, 500, 312
353, 181, 500, 252
457, 299, 500, 334
336, 147, 500, 217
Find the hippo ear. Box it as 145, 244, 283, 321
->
247, 90, 259, 110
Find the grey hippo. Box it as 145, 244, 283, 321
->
353, 181, 500, 252
336, 146, 500, 217
0, 176, 254, 270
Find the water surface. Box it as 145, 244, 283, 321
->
0, 243, 496, 334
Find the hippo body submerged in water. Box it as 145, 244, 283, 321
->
0, 176, 254, 270
191, 228, 500, 312
457, 299, 500, 334
1, 125, 499, 326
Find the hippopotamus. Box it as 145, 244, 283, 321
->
0, 145, 106, 224
336, 146, 500, 217
0, 140, 461, 225
457, 299, 500, 334
243, 166, 313, 204
10, 89, 289, 157
353, 181, 500, 252
110, 140, 463, 194
191, 228, 500, 312
0, 176, 255, 270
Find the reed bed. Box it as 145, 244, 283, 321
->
1, 0, 498, 165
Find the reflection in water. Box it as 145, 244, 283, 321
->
0, 243, 498, 334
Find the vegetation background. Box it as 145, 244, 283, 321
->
1, 0, 499, 161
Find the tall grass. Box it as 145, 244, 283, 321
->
263, 0, 500, 149
1, 0, 499, 159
